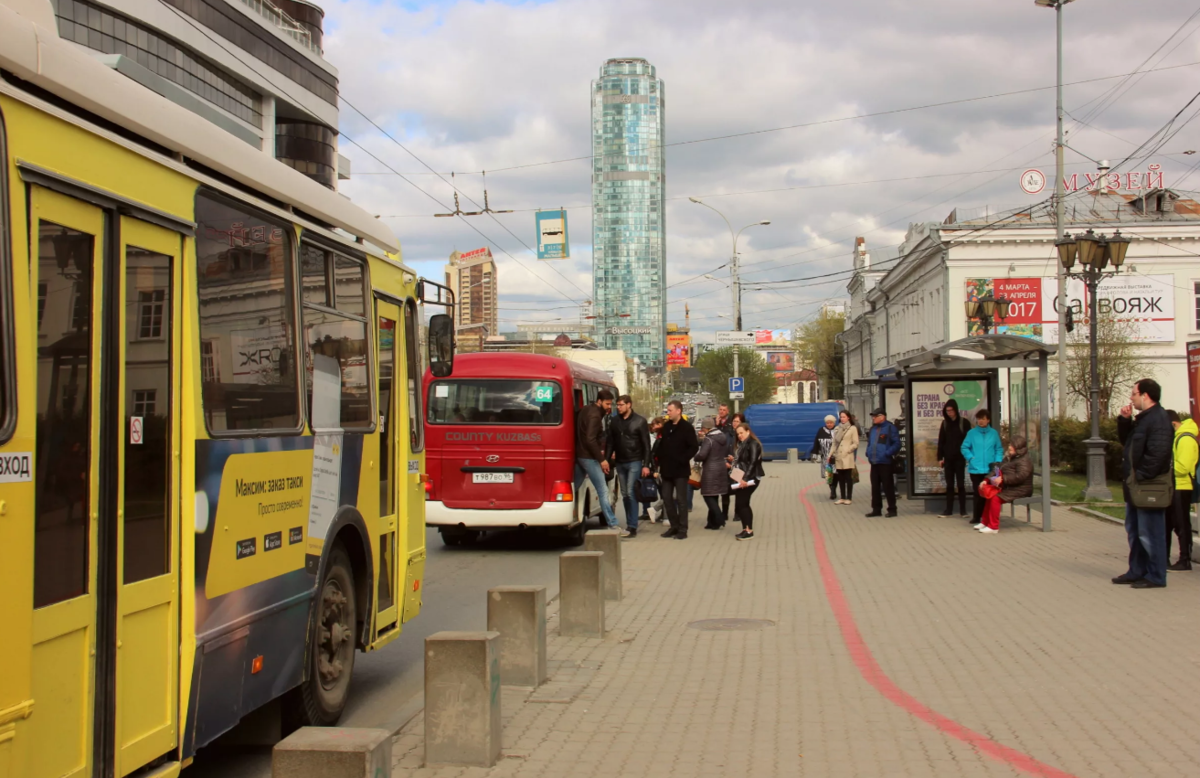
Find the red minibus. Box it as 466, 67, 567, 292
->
423, 353, 619, 545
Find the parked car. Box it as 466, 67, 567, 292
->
744, 402, 846, 460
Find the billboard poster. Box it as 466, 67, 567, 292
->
766, 351, 795, 373
1189, 342, 1200, 419
666, 333, 690, 367
964, 275, 1174, 344
910, 379, 988, 496
755, 329, 772, 344
535, 210, 569, 259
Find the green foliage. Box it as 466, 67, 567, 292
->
694, 347, 776, 406
1048, 417, 1123, 480
793, 311, 845, 400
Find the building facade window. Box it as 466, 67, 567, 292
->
132, 389, 156, 417
138, 289, 166, 339
200, 339, 218, 383
51, 0, 263, 125
276, 120, 336, 189
37, 282, 47, 331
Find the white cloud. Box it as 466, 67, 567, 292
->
326, 0, 1200, 339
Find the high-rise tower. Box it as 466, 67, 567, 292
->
591, 58, 666, 368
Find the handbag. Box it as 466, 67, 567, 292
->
978, 481, 1001, 500
851, 466, 860, 484
688, 463, 703, 488
634, 476, 658, 503
1126, 470, 1174, 509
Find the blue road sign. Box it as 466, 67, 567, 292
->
729, 376, 744, 393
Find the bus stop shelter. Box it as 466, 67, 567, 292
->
892, 335, 1055, 531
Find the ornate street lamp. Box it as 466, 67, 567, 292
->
964, 294, 1012, 335
1057, 228, 1130, 501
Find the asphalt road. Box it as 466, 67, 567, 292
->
186, 525, 571, 778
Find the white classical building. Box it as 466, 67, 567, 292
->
840, 188, 1200, 424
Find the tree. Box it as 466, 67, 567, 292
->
694, 347, 776, 406
1063, 315, 1153, 419
793, 311, 845, 400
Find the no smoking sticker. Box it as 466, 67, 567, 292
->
130, 416, 143, 445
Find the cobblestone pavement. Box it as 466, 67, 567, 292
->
391, 461, 1200, 777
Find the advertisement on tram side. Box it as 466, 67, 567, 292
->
909, 379, 989, 496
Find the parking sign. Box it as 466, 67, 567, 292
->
729, 377, 744, 393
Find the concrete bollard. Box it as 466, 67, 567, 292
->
584, 529, 622, 601
787, 447, 799, 463
558, 551, 605, 637
271, 727, 390, 778
424, 631, 502, 768
487, 586, 549, 688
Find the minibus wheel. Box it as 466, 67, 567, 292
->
565, 518, 587, 547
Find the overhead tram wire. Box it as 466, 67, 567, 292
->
155, 0, 590, 307
334, 99, 593, 301
349, 59, 1200, 178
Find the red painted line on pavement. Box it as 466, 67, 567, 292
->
800, 484, 1077, 778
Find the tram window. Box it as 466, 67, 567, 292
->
404, 299, 423, 452
0, 111, 11, 444
194, 191, 300, 434
378, 315, 395, 514
124, 247, 172, 584
34, 221, 94, 607
300, 243, 328, 307
300, 241, 372, 431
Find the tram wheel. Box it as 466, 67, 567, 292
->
296, 543, 357, 727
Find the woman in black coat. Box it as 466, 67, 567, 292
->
731, 423, 766, 540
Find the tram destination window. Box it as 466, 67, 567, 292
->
300, 241, 371, 430
194, 192, 300, 433
427, 380, 563, 425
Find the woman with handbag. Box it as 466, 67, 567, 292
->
831, 410, 860, 505
695, 418, 731, 529
975, 436, 1033, 534
731, 423, 766, 540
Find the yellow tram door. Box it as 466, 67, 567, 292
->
112, 217, 180, 776
373, 298, 402, 639
399, 298, 425, 624
25, 187, 181, 778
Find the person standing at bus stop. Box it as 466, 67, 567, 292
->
865, 408, 900, 518
575, 389, 622, 535
610, 395, 653, 537
961, 409, 1004, 527
936, 399, 971, 519
656, 400, 700, 539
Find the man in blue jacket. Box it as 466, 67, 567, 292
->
866, 407, 901, 517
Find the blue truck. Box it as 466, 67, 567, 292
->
744, 403, 846, 460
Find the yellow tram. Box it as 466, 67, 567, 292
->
0, 3, 453, 776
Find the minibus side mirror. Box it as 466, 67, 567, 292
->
428, 314, 454, 377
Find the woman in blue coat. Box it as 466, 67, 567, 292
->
960, 408, 1004, 526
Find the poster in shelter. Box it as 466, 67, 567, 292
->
910, 379, 988, 496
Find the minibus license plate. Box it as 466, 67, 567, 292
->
473, 472, 514, 484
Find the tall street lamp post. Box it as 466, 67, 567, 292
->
1036, 0, 1075, 417
689, 197, 769, 411
1055, 228, 1131, 501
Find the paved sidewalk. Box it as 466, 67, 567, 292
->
391, 462, 1200, 777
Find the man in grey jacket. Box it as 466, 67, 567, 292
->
1113, 378, 1174, 588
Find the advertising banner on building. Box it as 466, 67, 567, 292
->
1189, 342, 1200, 418
965, 275, 1174, 344
766, 351, 795, 373
667, 333, 690, 367
755, 329, 772, 344
909, 379, 989, 496
535, 210, 569, 259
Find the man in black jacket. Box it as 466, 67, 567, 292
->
575, 389, 619, 533
655, 400, 700, 540
610, 395, 652, 537
1113, 378, 1174, 588
936, 399, 971, 518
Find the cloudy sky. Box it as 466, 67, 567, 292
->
325, 0, 1200, 340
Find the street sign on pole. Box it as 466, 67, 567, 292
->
729, 392, 745, 400
716, 331, 755, 345
729, 377, 744, 394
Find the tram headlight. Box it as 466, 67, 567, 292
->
195, 490, 210, 534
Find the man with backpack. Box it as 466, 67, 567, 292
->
1167, 409, 1196, 571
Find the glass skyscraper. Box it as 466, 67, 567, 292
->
591, 58, 666, 368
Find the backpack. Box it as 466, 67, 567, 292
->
1174, 432, 1200, 504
